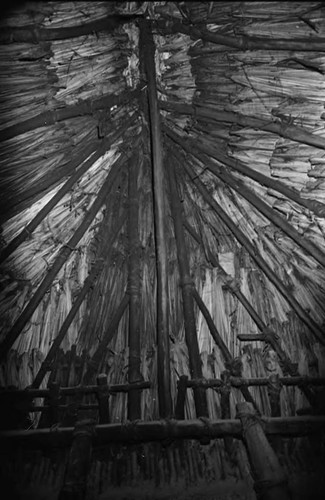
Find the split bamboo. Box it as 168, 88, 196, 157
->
0, 153, 128, 361
140, 19, 172, 417
167, 137, 325, 346
127, 156, 142, 420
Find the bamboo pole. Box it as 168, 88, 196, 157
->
0, 89, 140, 143
58, 419, 94, 500
31, 213, 127, 389
237, 402, 290, 500
167, 138, 325, 346
127, 156, 142, 420
159, 101, 325, 217
0, 15, 140, 44
0, 153, 128, 362
156, 19, 325, 53
1, 416, 325, 448
96, 375, 110, 424
140, 19, 172, 417
167, 156, 208, 417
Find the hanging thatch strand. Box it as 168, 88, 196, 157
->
167, 135, 325, 346
127, 155, 142, 420
140, 19, 172, 418
0, 15, 141, 44
167, 153, 208, 418
31, 213, 127, 389
160, 101, 325, 154
170, 129, 325, 267
0, 152, 128, 362
157, 19, 325, 53
0, 89, 141, 142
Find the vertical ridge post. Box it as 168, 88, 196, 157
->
139, 19, 172, 417
128, 157, 142, 420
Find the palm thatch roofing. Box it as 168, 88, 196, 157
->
0, 1, 325, 499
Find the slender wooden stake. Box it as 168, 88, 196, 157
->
58, 419, 94, 500
0, 155, 127, 362
267, 374, 282, 451
127, 157, 142, 420
96, 374, 110, 424
220, 371, 235, 458
168, 139, 325, 346
32, 213, 127, 389
167, 156, 208, 417
237, 402, 290, 500
174, 375, 188, 420
38, 382, 60, 429
159, 19, 325, 53
0, 89, 140, 143
140, 19, 172, 417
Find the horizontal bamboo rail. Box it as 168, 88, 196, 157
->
1, 415, 324, 448
0, 15, 140, 44
0, 380, 151, 399
0, 89, 140, 142
184, 376, 325, 388
155, 19, 325, 53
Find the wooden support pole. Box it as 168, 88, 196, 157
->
267, 375, 282, 451
174, 375, 188, 420
0, 154, 127, 362
140, 19, 172, 417
220, 371, 235, 457
58, 419, 94, 500
167, 138, 325, 346
96, 374, 110, 424
127, 157, 142, 420
2, 416, 325, 448
32, 213, 127, 389
237, 402, 291, 500
167, 157, 208, 417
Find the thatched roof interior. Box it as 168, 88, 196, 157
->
0, 1, 325, 498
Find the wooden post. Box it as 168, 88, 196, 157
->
220, 371, 234, 456
127, 157, 142, 420
38, 381, 60, 428
58, 419, 94, 500
237, 402, 291, 500
139, 19, 172, 417
174, 375, 188, 420
96, 374, 110, 424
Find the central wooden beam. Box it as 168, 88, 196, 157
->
139, 20, 172, 417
